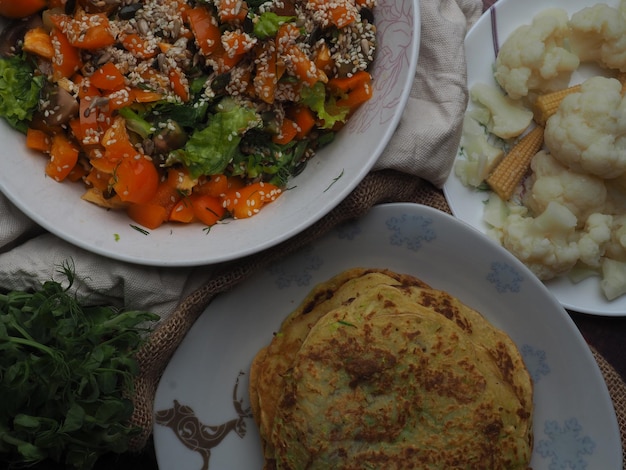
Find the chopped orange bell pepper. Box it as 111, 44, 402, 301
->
50, 29, 83, 79
22, 27, 54, 59
112, 155, 159, 204
46, 134, 80, 182
25, 128, 51, 153
191, 194, 225, 226
169, 198, 196, 223
127, 203, 168, 229
90, 62, 125, 90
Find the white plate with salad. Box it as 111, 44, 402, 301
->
0, 0, 419, 267
443, 0, 626, 316
153, 203, 622, 470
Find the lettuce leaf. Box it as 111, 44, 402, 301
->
0, 56, 43, 133
253, 12, 295, 39
168, 99, 261, 178
300, 82, 349, 129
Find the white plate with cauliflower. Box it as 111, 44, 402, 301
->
444, 0, 626, 316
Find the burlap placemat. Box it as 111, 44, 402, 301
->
594, 346, 626, 467
129, 170, 626, 465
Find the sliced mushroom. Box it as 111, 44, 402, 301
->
152, 120, 188, 155
0, 15, 44, 58
38, 82, 80, 127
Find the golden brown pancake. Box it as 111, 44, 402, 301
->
249, 268, 533, 469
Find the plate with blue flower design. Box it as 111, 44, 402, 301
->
153, 203, 622, 470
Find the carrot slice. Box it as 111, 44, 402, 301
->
307, 0, 357, 28
254, 40, 277, 104
272, 117, 298, 145
50, 11, 116, 49
313, 42, 333, 74
328, 71, 373, 110
168, 67, 190, 102
328, 71, 372, 93
74, 73, 100, 99
217, 0, 249, 23
221, 30, 257, 57
187, 7, 221, 56
287, 105, 316, 139
285, 44, 327, 86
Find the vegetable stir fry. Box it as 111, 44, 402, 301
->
0, 0, 376, 229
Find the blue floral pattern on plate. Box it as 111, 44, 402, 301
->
487, 261, 524, 293
386, 214, 436, 250
520, 344, 550, 383
267, 245, 323, 289
537, 419, 596, 470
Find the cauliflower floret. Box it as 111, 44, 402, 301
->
494, 8, 580, 100
522, 150, 607, 226
455, 115, 505, 187
604, 214, 626, 262
603, 175, 626, 214
578, 213, 613, 268
469, 83, 533, 139
569, 2, 626, 72
544, 76, 626, 179
601, 258, 626, 299
501, 201, 580, 280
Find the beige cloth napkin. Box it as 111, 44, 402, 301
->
375, 0, 482, 186
0, 0, 483, 450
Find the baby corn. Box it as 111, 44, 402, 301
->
617, 72, 626, 94
486, 126, 544, 201
533, 85, 581, 126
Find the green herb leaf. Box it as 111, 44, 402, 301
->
0, 265, 159, 469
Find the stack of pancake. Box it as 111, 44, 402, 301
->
249, 268, 533, 469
